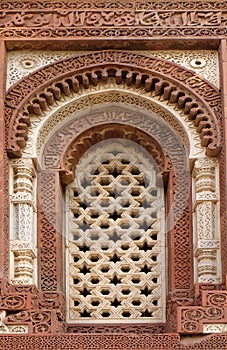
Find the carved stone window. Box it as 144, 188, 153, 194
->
66, 139, 166, 323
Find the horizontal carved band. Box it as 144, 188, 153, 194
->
0, 333, 180, 349
0, 0, 226, 11
1, 10, 227, 29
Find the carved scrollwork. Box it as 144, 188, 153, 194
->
0, 1, 225, 11
207, 293, 227, 307
182, 321, 199, 332
205, 307, 223, 319
2, 296, 26, 310
5, 310, 54, 334
184, 309, 204, 321
178, 304, 226, 334
0, 295, 30, 310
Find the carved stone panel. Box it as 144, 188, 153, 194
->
66, 140, 166, 323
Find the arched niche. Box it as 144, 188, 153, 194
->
4, 51, 222, 333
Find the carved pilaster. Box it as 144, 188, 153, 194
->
10, 159, 37, 285
193, 157, 221, 283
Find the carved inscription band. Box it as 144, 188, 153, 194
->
1, 1, 227, 42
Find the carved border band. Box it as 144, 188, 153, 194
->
0, 1, 226, 10
0, 333, 180, 349
1, 0, 227, 44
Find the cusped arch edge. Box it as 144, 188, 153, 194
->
58, 123, 172, 185
5, 50, 222, 158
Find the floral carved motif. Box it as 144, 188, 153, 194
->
5, 310, 57, 334
3, 151, 10, 278
0, 1, 225, 10
5, 51, 221, 158
0, 279, 66, 334
202, 291, 227, 307
37, 172, 62, 291
66, 323, 166, 334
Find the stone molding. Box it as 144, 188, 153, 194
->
1, 277, 227, 344
0, 333, 180, 349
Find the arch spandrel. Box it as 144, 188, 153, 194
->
4, 50, 222, 158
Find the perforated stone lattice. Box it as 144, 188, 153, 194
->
66, 140, 166, 323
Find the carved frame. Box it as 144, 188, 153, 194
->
1, 11, 227, 344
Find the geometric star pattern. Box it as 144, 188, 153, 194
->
66, 140, 166, 322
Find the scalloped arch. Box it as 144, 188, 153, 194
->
60, 123, 172, 185
5, 50, 222, 157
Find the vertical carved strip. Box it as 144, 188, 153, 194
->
166, 169, 194, 332
219, 39, 227, 279
2, 152, 9, 278
193, 157, 221, 283
12, 160, 35, 239
168, 170, 193, 290
38, 171, 62, 291
10, 159, 37, 284
0, 41, 8, 277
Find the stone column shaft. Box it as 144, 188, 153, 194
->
193, 157, 221, 283
10, 159, 37, 284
